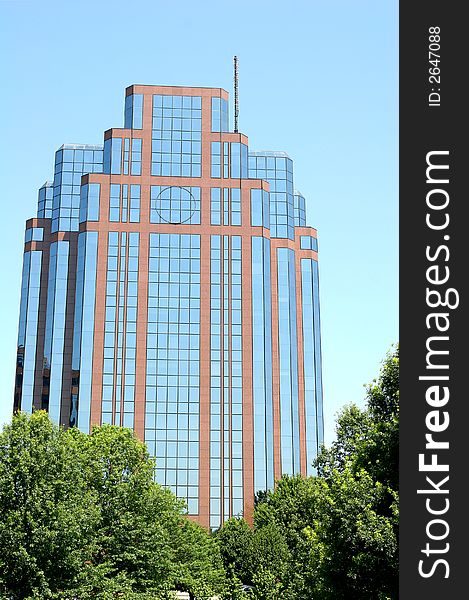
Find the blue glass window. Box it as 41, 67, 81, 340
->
301, 258, 324, 472
210, 234, 243, 527
129, 185, 141, 222
150, 186, 200, 224
211, 97, 229, 132
211, 187, 241, 226
109, 184, 120, 222
250, 188, 270, 229
37, 182, 53, 218
277, 248, 301, 475
102, 232, 139, 427
25, 228, 44, 243
211, 142, 221, 178
249, 152, 294, 239
231, 189, 241, 226
109, 184, 140, 223
211, 188, 221, 225
124, 94, 143, 129
146, 233, 201, 514
294, 192, 306, 226
300, 235, 319, 252
103, 138, 111, 173
111, 138, 122, 175
79, 183, 101, 223
17, 251, 42, 413
151, 95, 201, 177
230, 143, 248, 179
43, 242, 69, 423
131, 138, 142, 175
71, 232, 99, 433
52, 145, 103, 233
251, 237, 274, 492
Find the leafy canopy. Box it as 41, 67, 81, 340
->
0, 412, 225, 600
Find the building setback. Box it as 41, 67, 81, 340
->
14, 84, 323, 528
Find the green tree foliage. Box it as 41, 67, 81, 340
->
0, 413, 225, 599
317, 344, 399, 492
217, 345, 399, 599
0, 411, 98, 599
1, 346, 398, 599
309, 345, 399, 598
215, 518, 254, 585
216, 516, 291, 595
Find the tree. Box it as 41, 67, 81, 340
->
72, 424, 179, 596
69, 424, 227, 599
219, 346, 399, 600
0, 414, 226, 599
0, 411, 98, 599
309, 345, 399, 598
305, 467, 398, 599
316, 345, 399, 491
215, 517, 254, 585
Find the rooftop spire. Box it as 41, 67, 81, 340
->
234, 55, 239, 133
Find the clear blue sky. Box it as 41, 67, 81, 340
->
0, 0, 398, 445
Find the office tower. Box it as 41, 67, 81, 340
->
14, 84, 323, 528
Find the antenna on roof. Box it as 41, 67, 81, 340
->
234, 55, 239, 133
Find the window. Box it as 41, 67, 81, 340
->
109, 184, 140, 223
146, 233, 201, 514
102, 232, 139, 427
211, 188, 241, 226
52, 145, 103, 233
79, 183, 100, 223
131, 138, 142, 175
211, 142, 221, 178
300, 235, 318, 251
150, 186, 200, 224
124, 94, 143, 129
230, 143, 248, 179
249, 152, 294, 239
151, 95, 202, 177
25, 228, 44, 243
211, 97, 229, 132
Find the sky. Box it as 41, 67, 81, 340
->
0, 0, 398, 445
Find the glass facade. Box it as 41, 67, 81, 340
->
209, 235, 243, 528
301, 259, 324, 473
277, 247, 301, 475
211, 97, 229, 133
37, 182, 53, 219
79, 183, 101, 223
15, 83, 324, 527
124, 93, 143, 130
109, 184, 140, 223
43, 241, 69, 421
294, 192, 306, 227
150, 186, 200, 225
103, 137, 142, 176
250, 188, 270, 229
15, 251, 42, 413
151, 95, 202, 177
71, 232, 98, 433
145, 233, 201, 514
210, 188, 241, 226
249, 151, 295, 239
52, 145, 103, 233
25, 227, 44, 243
102, 232, 140, 428
251, 237, 274, 491
300, 235, 318, 252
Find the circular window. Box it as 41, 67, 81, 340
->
153, 186, 197, 224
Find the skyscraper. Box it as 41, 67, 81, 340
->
14, 83, 323, 528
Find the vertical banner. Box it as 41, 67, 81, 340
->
400, 2, 468, 597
